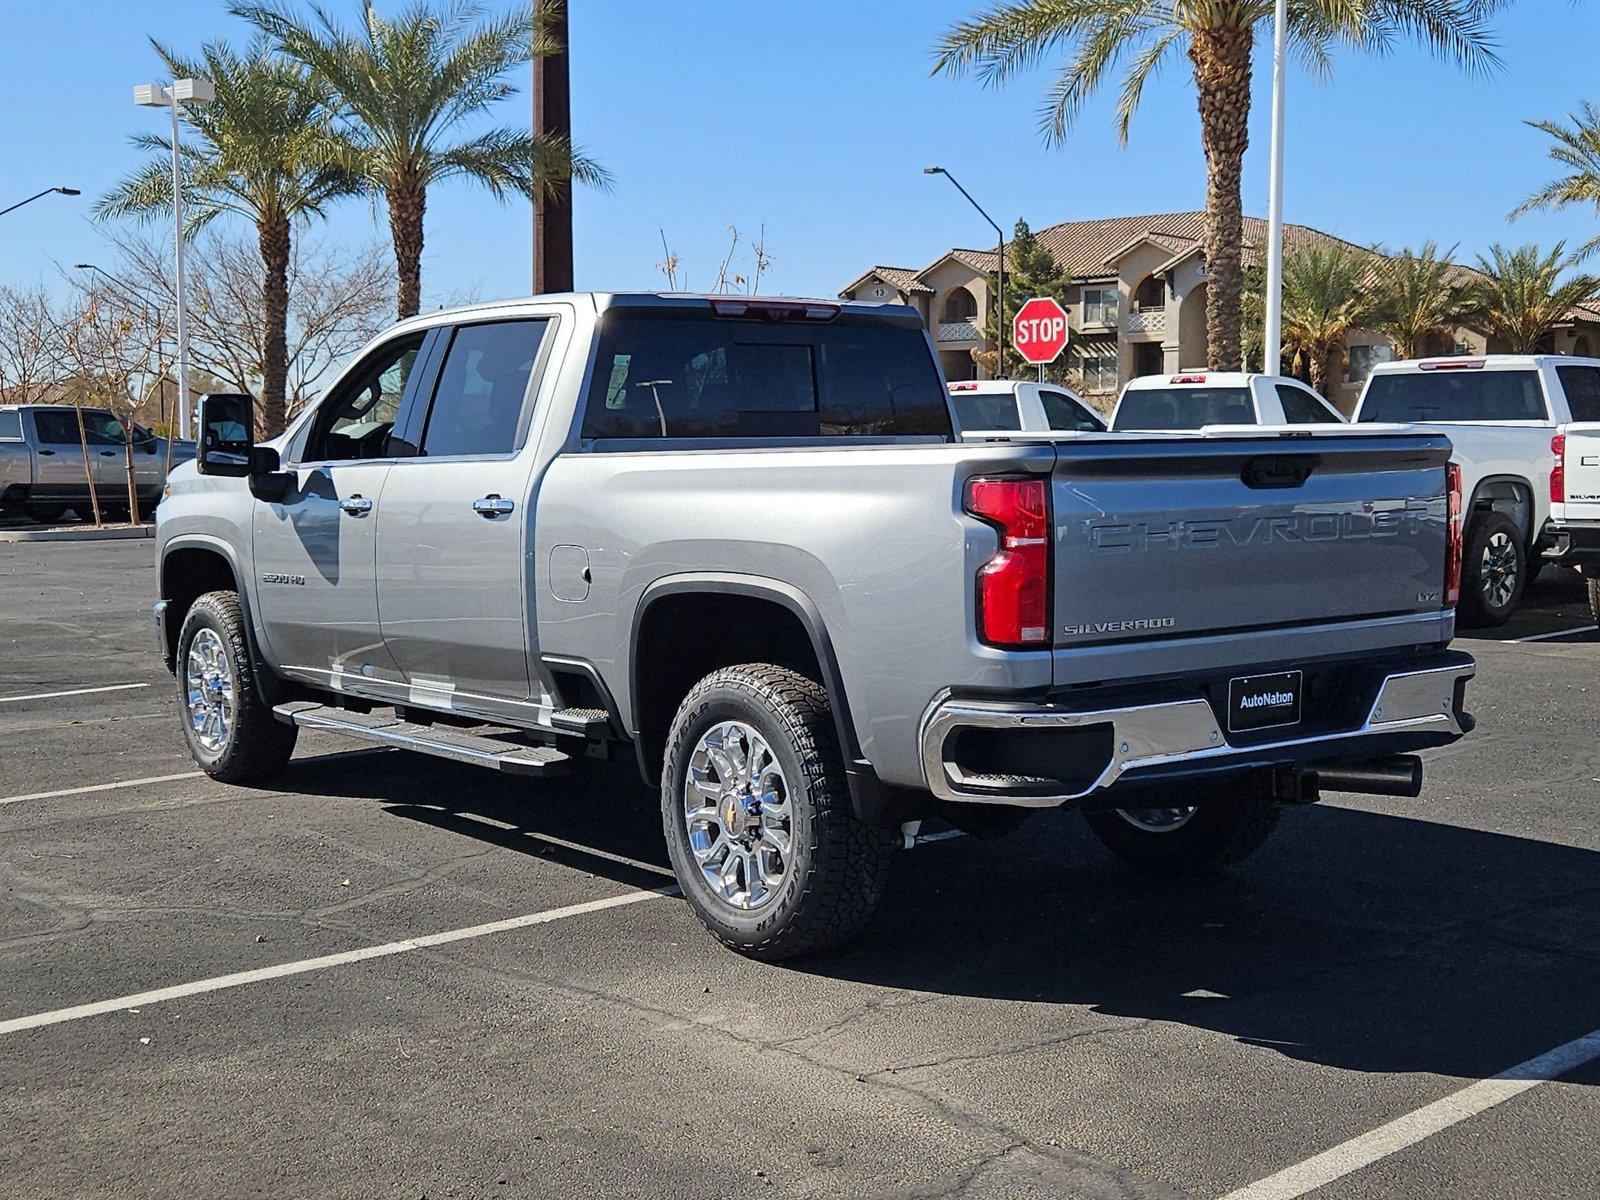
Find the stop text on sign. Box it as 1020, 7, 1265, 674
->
1011, 296, 1070, 365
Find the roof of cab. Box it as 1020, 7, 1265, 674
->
1368, 354, 1600, 375
385, 291, 924, 336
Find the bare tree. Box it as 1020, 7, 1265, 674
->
655, 224, 773, 294
104, 227, 392, 429
60, 286, 173, 524
0, 285, 72, 405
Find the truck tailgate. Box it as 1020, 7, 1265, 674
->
1050, 432, 1453, 647
1557, 422, 1600, 520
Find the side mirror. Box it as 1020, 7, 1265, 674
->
196, 393, 255, 477
247, 444, 295, 503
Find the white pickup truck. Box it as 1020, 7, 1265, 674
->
1354, 355, 1600, 626
946, 379, 1105, 438
1548, 418, 1600, 621
1110, 372, 1345, 431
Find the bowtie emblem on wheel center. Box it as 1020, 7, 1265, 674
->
722, 793, 747, 832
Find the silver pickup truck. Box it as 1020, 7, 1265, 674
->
1, 403, 194, 521
153, 293, 1476, 959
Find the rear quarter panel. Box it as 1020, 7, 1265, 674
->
532, 442, 1057, 786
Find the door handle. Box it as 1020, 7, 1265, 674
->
338, 495, 373, 516
99, 450, 117, 457
472, 495, 515, 517
37, 449, 54, 456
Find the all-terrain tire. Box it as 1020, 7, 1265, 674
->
1084, 793, 1280, 875
661, 664, 895, 961
1457, 511, 1525, 628
176, 590, 297, 784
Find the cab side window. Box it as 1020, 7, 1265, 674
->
0, 411, 23, 440
1276, 384, 1340, 423
303, 334, 425, 462
1039, 390, 1105, 432
419, 319, 548, 457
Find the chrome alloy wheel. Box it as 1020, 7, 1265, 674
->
184, 627, 236, 754
1116, 805, 1198, 833
684, 720, 793, 910
1481, 530, 1519, 609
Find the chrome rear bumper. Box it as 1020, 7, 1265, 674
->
920, 658, 1475, 807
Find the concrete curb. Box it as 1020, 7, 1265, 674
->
0, 524, 155, 543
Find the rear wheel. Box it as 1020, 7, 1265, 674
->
176, 591, 297, 783
24, 503, 66, 524
1084, 792, 1279, 874
661, 664, 894, 960
1458, 512, 1526, 627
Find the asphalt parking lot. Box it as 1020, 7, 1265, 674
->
2, 540, 1597, 1200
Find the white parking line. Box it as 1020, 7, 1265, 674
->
1219, 1027, 1600, 1200
0, 771, 205, 807
0, 683, 150, 704
1511, 624, 1598, 643
0, 887, 675, 1037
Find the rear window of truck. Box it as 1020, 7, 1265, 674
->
950, 393, 1022, 431
1113, 386, 1254, 430
1358, 370, 1547, 422
580, 311, 952, 440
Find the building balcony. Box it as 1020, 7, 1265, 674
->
1126, 308, 1166, 335
936, 319, 983, 345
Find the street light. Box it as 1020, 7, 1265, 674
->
1262, 0, 1288, 372
0, 186, 80, 218
135, 78, 214, 441
925, 166, 1006, 368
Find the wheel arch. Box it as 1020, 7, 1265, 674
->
1466, 474, 1536, 548
628, 573, 863, 791
158, 536, 278, 701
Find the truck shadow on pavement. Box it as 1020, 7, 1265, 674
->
275, 750, 1600, 1086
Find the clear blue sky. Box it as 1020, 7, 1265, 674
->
4, 0, 1599, 305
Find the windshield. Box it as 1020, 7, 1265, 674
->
950, 392, 1022, 431
1113, 386, 1254, 430
1358, 370, 1547, 422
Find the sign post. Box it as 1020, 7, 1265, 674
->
1011, 296, 1070, 380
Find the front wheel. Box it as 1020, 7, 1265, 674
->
661, 664, 894, 960
1589, 578, 1600, 626
176, 591, 297, 783
1458, 512, 1526, 627
1084, 793, 1279, 874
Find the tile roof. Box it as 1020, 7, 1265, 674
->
842, 211, 1600, 328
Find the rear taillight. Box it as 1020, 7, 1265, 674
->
1445, 462, 1464, 608
1551, 433, 1566, 504
965, 477, 1050, 648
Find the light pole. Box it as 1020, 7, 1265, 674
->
925, 166, 1006, 369
1262, 0, 1288, 372
0, 187, 80, 218
135, 78, 214, 441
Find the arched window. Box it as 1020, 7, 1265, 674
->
1133, 275, 1165, 311
941, 287, 978, 323
1575, 336, 1592, 358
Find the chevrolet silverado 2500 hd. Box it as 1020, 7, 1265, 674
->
1355, 355, 1600, 625
154, 293, 1476, 959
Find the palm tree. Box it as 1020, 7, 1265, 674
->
99, 40, 356, 435
1242, 241, 1370, 391
233, 0, 609, 318
1512, 102, 1600, 257
933, 1, 1502, 372
1367, 242, 1479, 359
1469, 243, 1600, 353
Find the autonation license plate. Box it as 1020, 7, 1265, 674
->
1227, 670, 1303, 733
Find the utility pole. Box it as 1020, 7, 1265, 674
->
1262, 0, 1288, 372
533, 0, 573, 294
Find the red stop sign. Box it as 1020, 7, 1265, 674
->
1012, 296, 1070, 365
